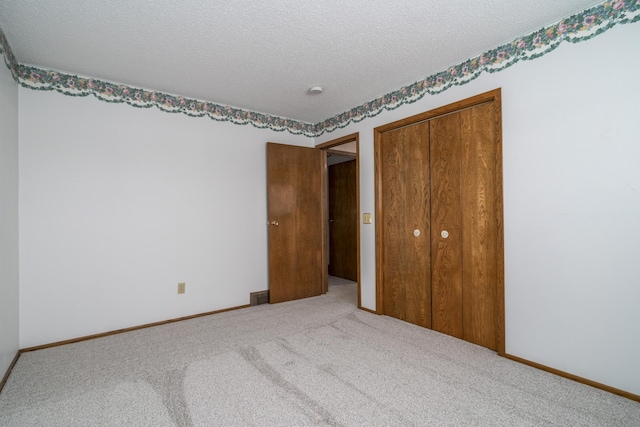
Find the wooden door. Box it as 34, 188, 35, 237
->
328, 160, 357, 281
267, 142, 324, 303
429, 103, 501, 350
429, 112, 464, 339
375, 89, 504, 353
459, 102, 500, 350
378, 121, 432, 328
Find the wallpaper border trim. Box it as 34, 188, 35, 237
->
314, 0, 640, 135
3, 0, 640, 137
16, 66, 317, 136
0, 25, 19, 81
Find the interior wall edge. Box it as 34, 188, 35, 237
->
20, 303, 251, 354
0, 351, 21, 395
504, 353, 640, 403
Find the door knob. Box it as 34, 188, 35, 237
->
413, 229, 421, 237
441, 230, 449, 238
271, 221, 279, 226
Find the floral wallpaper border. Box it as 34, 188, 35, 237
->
15, 65, 318, 136
314, 0, 640, 135
0, 25, 19, 81
2, 0, 639, 137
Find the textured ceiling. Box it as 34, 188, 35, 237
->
0, 0, 602, 123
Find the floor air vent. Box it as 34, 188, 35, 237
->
250, 290, 270, 306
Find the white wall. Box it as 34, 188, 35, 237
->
19, 89, 313, 348
317, 23, 640, 395
0, 61, 19, 376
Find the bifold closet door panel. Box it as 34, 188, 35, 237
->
429, 112, 464, 339
379, 122, 432, 328
379, 128, 407, 322
460, 102, 499, 351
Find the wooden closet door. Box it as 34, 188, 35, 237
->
429, 102, 500, 351
430, 112, 464, 339
460, 102, 500, 351
375, 89, 504, 354
379, 122, 431, 328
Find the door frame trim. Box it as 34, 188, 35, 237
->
373, 89, 504, 355
316, 133, 361, 308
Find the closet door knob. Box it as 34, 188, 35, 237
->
413, 229, 421, 237
441, 230, 449, 238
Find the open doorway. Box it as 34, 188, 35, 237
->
316, 134, 360, 308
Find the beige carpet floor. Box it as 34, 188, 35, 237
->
1, 276, 638, 426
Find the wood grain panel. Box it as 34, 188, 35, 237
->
493, 94, 505, 356
403, 122, 431, 328
328, 160, 358, 281
460, 103, 498, 350
267, 142, 324, 303
379, 123, 431, 328
429, 112, 463, 338
379, 129, 408, 321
